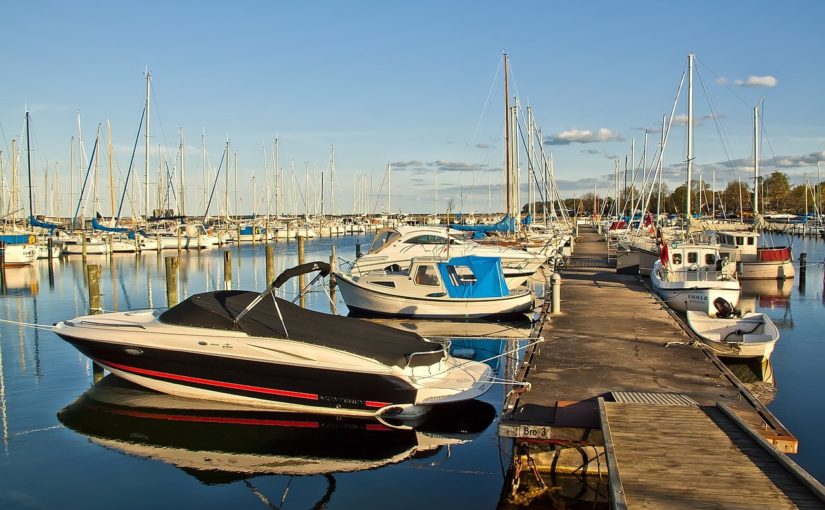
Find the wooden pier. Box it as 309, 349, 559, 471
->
499, 225, 825, 508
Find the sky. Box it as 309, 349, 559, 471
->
2, 0, 824, 218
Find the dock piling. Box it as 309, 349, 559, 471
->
165, 256, 179, 307
265, 245, 275, 284
223, 250, 232, 290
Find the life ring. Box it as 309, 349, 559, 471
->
28, 235, 36, 244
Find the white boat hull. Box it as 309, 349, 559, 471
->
336, 274, 534, 319
686, 311, 779, 359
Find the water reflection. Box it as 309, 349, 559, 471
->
58, 375, 496, 485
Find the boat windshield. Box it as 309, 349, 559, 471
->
369, 230, 401, 253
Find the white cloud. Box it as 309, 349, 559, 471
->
734, 75, 778, 87
544, 128, 624, 145
715, 77, 728, 85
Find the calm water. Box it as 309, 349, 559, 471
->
1, 233, 823, 509
759, 234, 825, 483
0, 236, 530, 509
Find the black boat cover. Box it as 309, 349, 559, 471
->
272, 261, 330, 289
159, 291, 443, 368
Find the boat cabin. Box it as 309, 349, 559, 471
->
713, 231, 759, 262
661, 243, 735, 281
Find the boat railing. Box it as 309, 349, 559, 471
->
405, 342, 450, 373
665, 268, 735, 283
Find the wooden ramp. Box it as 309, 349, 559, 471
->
599, 399, 825, 509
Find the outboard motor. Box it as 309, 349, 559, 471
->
713, 297, 736, 319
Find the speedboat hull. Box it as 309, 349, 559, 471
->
54, 292, 493, 419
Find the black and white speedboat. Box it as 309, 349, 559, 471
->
54, 262, 493, 419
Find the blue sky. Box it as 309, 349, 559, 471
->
2, 1, 824, 217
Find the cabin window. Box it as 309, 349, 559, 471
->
672, 253, 682, 265
369, 231, 400, 253
705, 254, 716, 265
736, 236, 744, 246
370, 281, 396, 288
687, 252, 698, 264
747, 237, 754, 246
445, 265, 477, 286
414, 265, 440, 286
404, 234, 447, 244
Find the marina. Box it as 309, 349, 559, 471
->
0, 226, 823, 508
3, 4, 825, 508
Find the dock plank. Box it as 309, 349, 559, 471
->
605, 402, 824, 509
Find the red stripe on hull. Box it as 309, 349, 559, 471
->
102, 360, 319, 402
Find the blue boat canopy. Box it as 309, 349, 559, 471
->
449, 214, 516, 234
436, 256, 509, 299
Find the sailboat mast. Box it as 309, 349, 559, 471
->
144, 71, 151, 221
686, 53, 694, 222
753, 104, 760, 217
25, 112, 34, 222
108, 121, 115, 219
504, 53, 510, 216
330, 144, 335, 217
179, 128, 185, 216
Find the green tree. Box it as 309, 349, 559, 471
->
760, 171, 790, 212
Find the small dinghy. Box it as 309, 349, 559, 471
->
336, 256, 535, 319
686, 303, 780, 359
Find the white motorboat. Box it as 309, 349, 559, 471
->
710, 231, 794, 280
351, 226, 545, 289
651, 242, 740, 315
336, 256, 535, 319
686, 309, 779, 359
54, 262, 493, 419
0, 235, 38, 266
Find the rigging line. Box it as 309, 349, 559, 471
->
758, 101, 780, 170
696, 66, 739, 184
695, 56, 752, 110
463, 56, 504, 163
115, 107, 145, 225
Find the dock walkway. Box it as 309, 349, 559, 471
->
500, 225, 825, 508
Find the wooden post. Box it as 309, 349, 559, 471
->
88, 264, 105, 382
298, 236, 306, 308
329, 244, 337, 292
87, 264, 102, 314
177, 227, 183, 251
108, 234, 114, 259
799, 252, 807, 292
81, 234, 88, 261
265, 244, 275, 284
0, 241, 6, 295
223, 250, 232, 290
47, 237, 54, 259
165, 256, 179, 307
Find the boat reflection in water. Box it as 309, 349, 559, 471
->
58, 375, 496, 485
740, 279, 793, 313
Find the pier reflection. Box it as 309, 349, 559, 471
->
58, 376, 496, 485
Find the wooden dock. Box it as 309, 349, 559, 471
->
499, 225, 825, 509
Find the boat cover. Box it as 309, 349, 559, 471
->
272, 261, 331, 289
158, 290, 442, 367
437, 256, 509, 299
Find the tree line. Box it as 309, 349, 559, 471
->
527, 171, 825, 217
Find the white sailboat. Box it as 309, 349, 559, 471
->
650, 54, 741, 315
